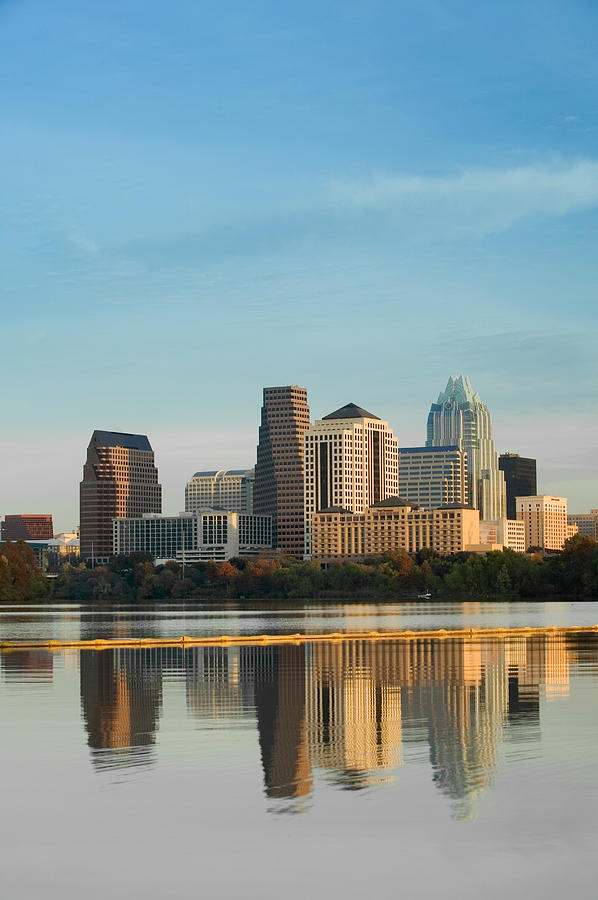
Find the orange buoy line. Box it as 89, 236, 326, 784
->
1, 624, 598, 652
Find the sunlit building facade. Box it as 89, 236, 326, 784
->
254, 385, 311, 558
80, 430, 161, 563
516, 495, 569, 552
479, 518, 526, 553
304, 403, 399, 558
311, 499, 480, 562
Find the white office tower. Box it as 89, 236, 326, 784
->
304, 402, 399, 557
426, 376, 506, 521
185, 468, 254, 514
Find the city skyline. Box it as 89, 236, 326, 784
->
0, 374, 595, 534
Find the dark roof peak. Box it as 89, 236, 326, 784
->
91, 430, 152, 452
322, 402, 380, 421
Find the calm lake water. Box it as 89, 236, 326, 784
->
1, 600, 597, 899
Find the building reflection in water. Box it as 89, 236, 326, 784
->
246, 645, 312, 808
2, 628, 587, 816
1, 649, 54, 682
306, 642, 401, 790
80, 648, 165, 771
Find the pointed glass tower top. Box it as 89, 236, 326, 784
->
436, 375, 481, 406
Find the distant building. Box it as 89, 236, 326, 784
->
499, 454, 537, 521
254, 385, 311, 558
427, 376, 506, 521
18, 534, 81, 574
185, 468, 254, 514
304, 403, 399, 558
479, 518, 526, 553
113, 510, 272, 563
22, 541, 52, 569
80, 430, 161, 563
516, 495, 569, 552
398, 446, 468, 511
311, 499, 480, 562
2, 514, 53, 542
567, 511, 598, 540
47, 533, 81, 566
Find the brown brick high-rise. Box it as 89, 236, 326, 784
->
79, 430, 161, 562
254, 386, 310, 558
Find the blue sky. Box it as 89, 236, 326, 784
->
1, 0, 597, 529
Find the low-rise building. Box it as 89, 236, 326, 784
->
1, 514, 54, 542
47, 533, 80, 567
480, 518, 526, 553
310, 498, 480, 562
567, 511, 598, 540
113, 510, 272, 563
516, 495, 569, 552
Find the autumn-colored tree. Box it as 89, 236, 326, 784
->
215, 561, 240, 582
0, 540, 47, 601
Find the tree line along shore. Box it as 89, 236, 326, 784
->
1, 535, 598, 603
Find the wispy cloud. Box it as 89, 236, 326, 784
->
66, 232, 100, 254
327, 160, 598, 237
108, 159, 598, 269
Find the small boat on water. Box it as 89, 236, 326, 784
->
417, 591, 432, 599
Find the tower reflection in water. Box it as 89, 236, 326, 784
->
80, 649, 165, 770
63, 632, 588, 816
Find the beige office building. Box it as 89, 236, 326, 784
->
479, 518, 526, 553
516, 496, 569, 552
311, 499, 480, 562
304, 403, 399, 557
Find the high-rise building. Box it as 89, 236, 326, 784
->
185, 468, 254, 514
427, 375, 506, 521
498, 454, 537, 520
1, 514, 54, 542
516, 495, 569, 552
398, 446, 467, 511
79, 430, 161, 563
254, 385, 310, 558
304, 403, 399, 557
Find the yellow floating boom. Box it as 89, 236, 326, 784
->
1, 624, 598, 652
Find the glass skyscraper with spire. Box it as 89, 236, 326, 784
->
426, 375, 506, 521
